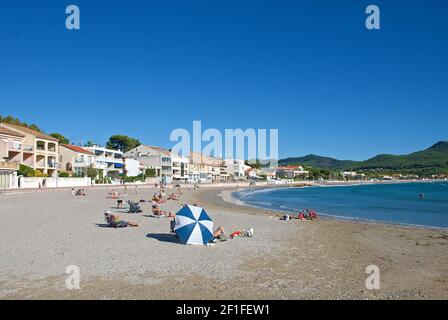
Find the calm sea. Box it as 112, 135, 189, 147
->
233, 182, 448, 228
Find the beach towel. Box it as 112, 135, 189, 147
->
230, 231, 242, 238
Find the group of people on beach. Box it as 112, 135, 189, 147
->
281, 209, 318, 221
71, 188, 87, 196
101, 187, 253, 246
152, 188, 183, 204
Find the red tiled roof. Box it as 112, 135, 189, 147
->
278, 165, 303, 170
1, 123, 59, 142
0, 125, 25, 138
61, 144, 94, 155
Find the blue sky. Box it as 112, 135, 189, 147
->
0, 0, 447, 160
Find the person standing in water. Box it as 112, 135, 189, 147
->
420, 192, 425, 199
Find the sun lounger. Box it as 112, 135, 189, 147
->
128, 200, 143, 213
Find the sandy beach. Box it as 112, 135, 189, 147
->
0, 184, 447, 299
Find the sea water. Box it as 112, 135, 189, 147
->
233, 182, 448, 228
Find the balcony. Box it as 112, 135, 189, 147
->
47, 143, 57, 153
23, 144, 34, 152
95, 156, 122, 164
0, 161, 19, 170
7, 142, 22, 151
161, 169, 172, 175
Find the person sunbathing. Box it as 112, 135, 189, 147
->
153, 194, 166, 203
152, 205, 166, 215
208, 226, 226, 243
213, 226, 225, 238
168, 193, 179, 201
107, 190, 118, 199
75, 189, 86, 196
152, 205, 175, 218
104, 211, 139, 228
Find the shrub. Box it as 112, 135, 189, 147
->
34, 170, 48, 177
58, 172, 70, 177
145, 168, 156, 177
18, 164, 36, 177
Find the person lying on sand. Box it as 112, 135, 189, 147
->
104, 211, 140, 228
209, 226, 227, 243
213, 226, 225, 238
167, 193, 179, 201
304, 209, 318, 220
152, 194, 166, 204
107, 190, 119, 199
75, 189, 86, 196
152, 205, 175, 218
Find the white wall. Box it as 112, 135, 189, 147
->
125, 159, 140, 177
19, 177, 92, 189
0, 171, 17, 189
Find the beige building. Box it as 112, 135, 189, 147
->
125, 145, 173, 182
59, 144, 95, 177
0, 126, 25, 188
189, 151, 229, 183
0, 123, 59, 177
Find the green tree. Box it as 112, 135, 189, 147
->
145, 168, 156, 177
29, 123, 41, 132
245, 160, 262, 169
106, 135, 141, 153
0, 114, 42, 132
49, 133, 69, 144
86, 166, 98, 180
84, 141, 94, 147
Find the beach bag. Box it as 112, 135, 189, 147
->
243, 228, 254, 238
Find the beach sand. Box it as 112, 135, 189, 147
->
0, 184, 447, 299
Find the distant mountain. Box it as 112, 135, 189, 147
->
279, 154, 355, 169
279, 141, 448, 171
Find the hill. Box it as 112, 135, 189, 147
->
279, 141, 448, 171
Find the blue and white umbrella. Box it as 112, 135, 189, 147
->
174, 205, 214, 245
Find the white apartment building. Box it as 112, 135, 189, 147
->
171, 155, 189, 182
85, 145, 124, 178
225, 159, 249, 179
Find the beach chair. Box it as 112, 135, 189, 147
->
128, 200, 142, 213
104, 213, 127, 228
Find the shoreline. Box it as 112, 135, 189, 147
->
226, 183, 448, 231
